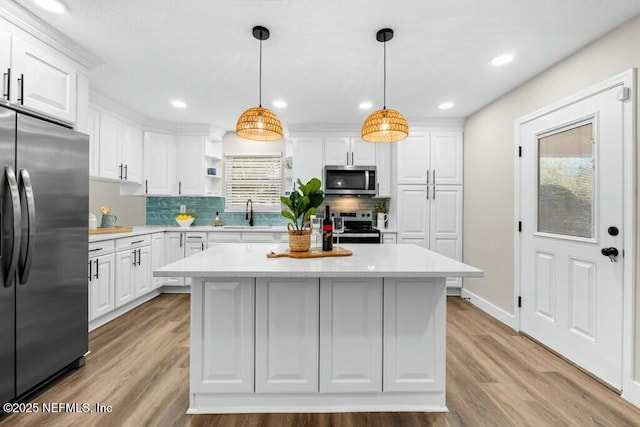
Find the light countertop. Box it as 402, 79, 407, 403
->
154, 243, 484, 279
89, 225, 289, 242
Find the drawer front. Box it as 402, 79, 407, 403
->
88, 240, 115, 257
242, 232, 277, 243
208, 232, 242, 243
116, 234, 152, 251
186, 232, 207, 241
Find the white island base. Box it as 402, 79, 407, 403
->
155, 243, 483, 414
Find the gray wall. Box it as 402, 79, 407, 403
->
89, 180, 146, 226
463, 14, 640, 379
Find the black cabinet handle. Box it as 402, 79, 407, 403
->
137, 249, 141, 266
94, 259, 99, 279
201, 242, 204, 251
180, 233, 183, 247
89, 247, 102, 252
131, 240, 144, 245
132, 249, 137, 266
88, 260, 92, 281
119, 163, 123, 180
145, 179, 148, 194
2, 68, 10, 100
17, 73, 24, 104
124, 164, 128, 180
179, 181, 182, 195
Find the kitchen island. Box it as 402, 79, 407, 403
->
154, 243, 483, 414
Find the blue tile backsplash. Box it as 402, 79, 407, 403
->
146, 197, 289, 226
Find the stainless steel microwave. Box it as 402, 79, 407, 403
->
324, 165, 377, 195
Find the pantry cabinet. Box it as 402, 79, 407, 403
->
397, 131, 463, 185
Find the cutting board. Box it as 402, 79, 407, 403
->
89, 226, 133, 235
267, 247, 353, 259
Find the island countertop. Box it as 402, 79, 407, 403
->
154, 243, 483, 279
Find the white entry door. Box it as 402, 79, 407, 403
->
519, 84, 625, 389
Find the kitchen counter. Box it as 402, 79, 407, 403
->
88, 225, 289, 242
155, 243, 482, 414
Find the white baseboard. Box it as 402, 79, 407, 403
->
161, 285, 191, 294
460, 288, 518, 330
89, 290, 161, 332
623, 378, 640, 408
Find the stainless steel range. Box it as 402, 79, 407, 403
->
331, 210, 381, 244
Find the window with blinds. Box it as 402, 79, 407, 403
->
225, 154, 283, 212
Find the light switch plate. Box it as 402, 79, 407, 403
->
180, 205, 186, 213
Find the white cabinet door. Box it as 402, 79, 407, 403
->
10, 37, 77, 123
383, 278, 446, 392
431, 131, 463, 185
121, 123, 143, 184
293, 137, 324, 187
164, 232, 185, 286
191, 278, 254, 393
89, 254, 115, 321
323, 137, 350, 166
133, 246, 151, 297
381, 233, 397, 244
351, 137, 376, 166
397, 185, 429, 248
177, 135, 204, 195
151, 232, 165, 289
98, 112, 122, 180
430, 185, 463, 288
397, 133, 430, 185
255, 278, 319, 393
144, 131, 175, 195
375, 142, 391, 197
184, 232, 206, 286
1, 28, 11, 100
319, 278, 382, 393
114, 250, 134, 308
87, 107, 100, 178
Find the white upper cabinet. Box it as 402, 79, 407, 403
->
397, 131, 462, 185
292, 137, 324, 186
175, 135, 222, 196
143, 131, 176, 195
323, 136, 376, 166
0, 28, 10, 100
97, 112, 122, 180
397, 133, 431, 185
10, 37, 77, 123
121, 123, 143, 184
87, 107, 100, 178
375, 142, 391, 197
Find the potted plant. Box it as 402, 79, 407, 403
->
280, 177, 324, 251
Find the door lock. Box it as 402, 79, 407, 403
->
601, 247, 619, 262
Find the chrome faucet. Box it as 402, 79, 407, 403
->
246, 199, 254, 226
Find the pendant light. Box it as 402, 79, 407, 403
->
361, 28, 409, 143
236, 26, 284, 141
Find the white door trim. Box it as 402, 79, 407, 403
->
514, 69, 636, 399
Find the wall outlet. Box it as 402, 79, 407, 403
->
179, 205, 186, 213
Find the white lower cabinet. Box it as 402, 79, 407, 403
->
114, 240, 151, 308
88, 253, 115, 321
134, 246, 151, 296
151, 232, 165, 289
184, 232, 206, 285
255, 278, 319, 393
115, 250, 135, 308
319, 278, 382, 393
164, 232, 185, 286
383, 278, 446, 392
192, 277, 254, 393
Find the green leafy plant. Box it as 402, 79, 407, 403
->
374, 200, 388, 214
280, 178, 324, 233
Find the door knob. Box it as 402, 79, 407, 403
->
601, 247, 619, 262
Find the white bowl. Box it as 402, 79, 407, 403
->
176, 218, 194, 227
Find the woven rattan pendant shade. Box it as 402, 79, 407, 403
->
361, 108, 409, 143
236, 106, 283, 141
361, 28, 408, 143
236, 25, 283, 142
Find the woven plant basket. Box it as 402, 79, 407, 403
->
287, 224, 311, 252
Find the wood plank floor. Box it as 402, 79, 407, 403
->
2, 294, 639, 426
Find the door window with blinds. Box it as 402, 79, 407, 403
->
225, 154, 283, 212
537, 121, 595, 239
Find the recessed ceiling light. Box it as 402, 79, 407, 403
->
491, 53, 515, 66
171, 100, 187, 109
359, 101, 373, 110
273, 100, 287, 109
33, 0, 67, 14
438, 102, 454, 110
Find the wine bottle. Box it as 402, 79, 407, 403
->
322, 205, 333, 251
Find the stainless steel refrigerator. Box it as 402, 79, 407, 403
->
0, 104, 88, 407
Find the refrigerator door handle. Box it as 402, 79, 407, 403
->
3, 166, 22, 287
17, 169, 35, 285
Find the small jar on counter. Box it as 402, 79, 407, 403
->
89, 213, 98, 230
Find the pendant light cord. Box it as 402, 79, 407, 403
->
383, 38, 386, 109
259, 35, 263, 107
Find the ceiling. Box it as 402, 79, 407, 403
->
12, 0, 640, 132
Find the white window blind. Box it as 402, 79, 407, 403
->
225, 154, 283, 212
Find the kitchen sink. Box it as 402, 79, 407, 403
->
222, 225, 273, 229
